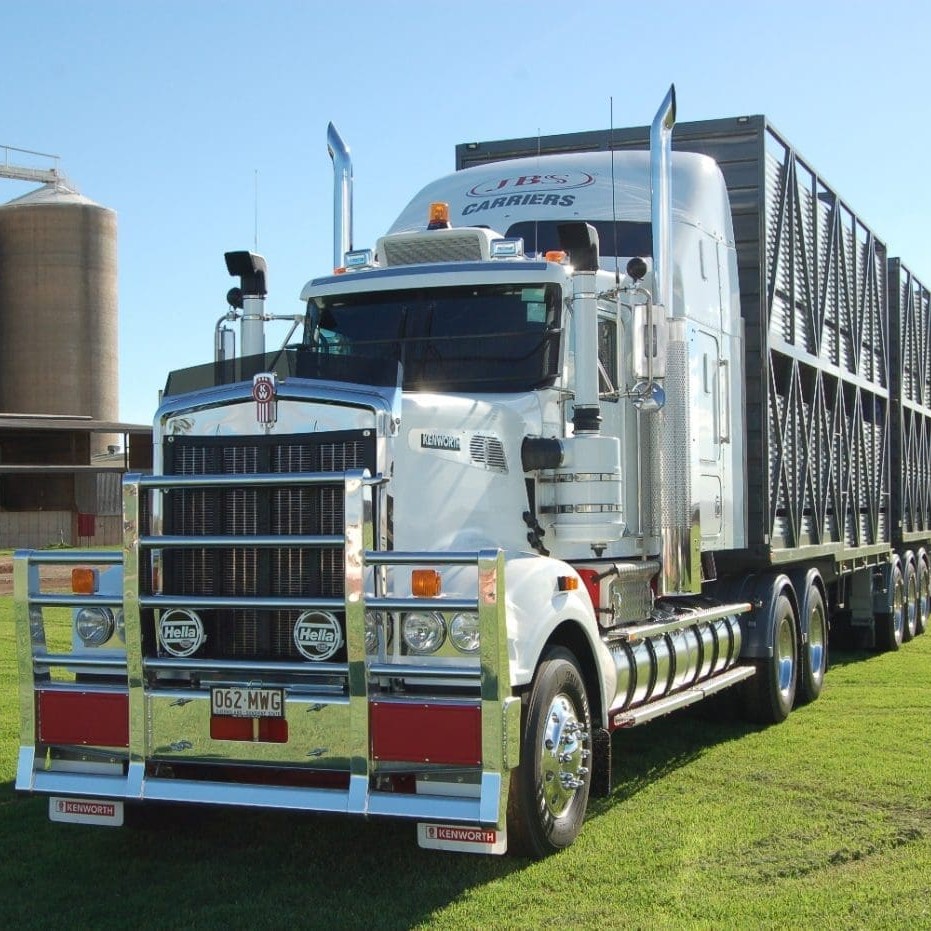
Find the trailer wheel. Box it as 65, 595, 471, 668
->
796, 583, 827, 705
744, 592, 797, 724
917, 550, 930, 636
507, 648, 592, 858
875, 562, 905, 652
903, 553, 919, 642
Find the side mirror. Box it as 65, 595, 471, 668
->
632, 301, 668, 379
631, 380, 666, 413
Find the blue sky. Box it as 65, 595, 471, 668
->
2, 0, 929, 425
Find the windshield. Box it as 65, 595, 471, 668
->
305, 282, 562, 392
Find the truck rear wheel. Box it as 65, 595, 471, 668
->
875, 562, 905, 652
796, 584, 827, 705
507, 648, 592, 858
903, 553, 918, 642
744, 592, 797, 724
916, 549, 930, 635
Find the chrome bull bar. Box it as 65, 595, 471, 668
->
14, 469, 519, 830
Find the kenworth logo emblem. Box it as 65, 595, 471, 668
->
158, 609, 205, 657
253, 372, 277, 425
293, 611, 342, 661
421, 432, 461, 451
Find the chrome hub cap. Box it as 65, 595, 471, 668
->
540, 693, 589, 818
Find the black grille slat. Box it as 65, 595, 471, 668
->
155, 430, 375, 662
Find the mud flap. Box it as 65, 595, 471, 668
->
49, 797, 124, 826
417, 822, 507, 854
589, 726, 612, 798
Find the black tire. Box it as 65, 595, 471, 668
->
796, 583, 828, 706
916, 550, 930, 636
903, 554, 918, 643
875, 562, 905, 652
743, 592, 797, 724
507, 648, 592, 858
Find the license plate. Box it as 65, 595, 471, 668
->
50, 797, 124, 826
211, 686, 285, 718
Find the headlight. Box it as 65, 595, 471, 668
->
114, 609, 125, 643
75, 607, 115, 646
449, 612, 480, 653
364, 610, 392, 654
401, 612, 446, 654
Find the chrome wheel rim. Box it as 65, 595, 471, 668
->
776, 614, 795, 701
540, 692, 588, 818
906, 571, 919, 637
808, 601, 827, 687
919, 562, 930, 631
893, 574, 905, 645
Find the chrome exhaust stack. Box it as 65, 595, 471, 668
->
327, 123, 353, 270
644, 85, 700, 596
650, 85, 676, 310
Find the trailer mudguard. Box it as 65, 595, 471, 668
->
719, 572, 797, 660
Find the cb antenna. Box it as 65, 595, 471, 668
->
610, 97, 620, 288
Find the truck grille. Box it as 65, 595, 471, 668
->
156, 430, 375, 662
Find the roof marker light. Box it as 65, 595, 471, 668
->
545, 250, 568, 264
427, 202, 451, 230
345, 248, 375, 269
491, 238, 525, 259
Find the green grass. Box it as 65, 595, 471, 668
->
2, 596, 930, 930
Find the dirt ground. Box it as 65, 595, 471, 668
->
0, 554, 75, 596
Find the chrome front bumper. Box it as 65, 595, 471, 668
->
15, 470, 520, 829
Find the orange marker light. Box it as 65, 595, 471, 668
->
545, 250, 567, 264
72, 567, 99, 595
556, 575, 579, 592
412, 569, 442, 598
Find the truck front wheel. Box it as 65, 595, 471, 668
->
507, 647, 592, 858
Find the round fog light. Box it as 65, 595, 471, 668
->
449, 612, 480, 653
75, 607, 115, 646
401, 612, 446, 654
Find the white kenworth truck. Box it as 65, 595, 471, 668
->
15, 88, 931, 857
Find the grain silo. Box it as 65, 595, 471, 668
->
0, 183, 118, 430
